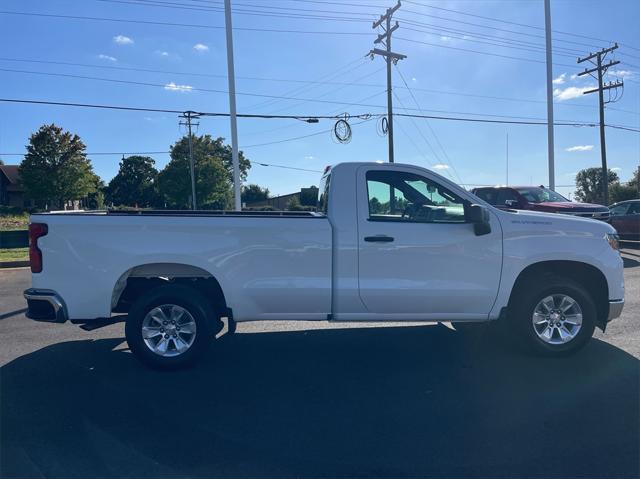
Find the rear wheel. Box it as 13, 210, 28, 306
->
125, 284, 220, 369
510, 276, 596, 355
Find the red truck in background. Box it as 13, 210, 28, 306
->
471, 185, 610, 221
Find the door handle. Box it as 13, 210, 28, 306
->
364, 235, 394, 242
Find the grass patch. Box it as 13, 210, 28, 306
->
0, 248, 29, 262
0, 213, 29, 231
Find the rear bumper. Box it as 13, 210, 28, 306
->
607, 299, 624, 322
23, 288, 68, 323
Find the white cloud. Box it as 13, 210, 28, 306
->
113, 35, 134, 45
98, 54, 117, 62
193, 43, 209, 52
611, 167, 622, 172
411, 77, 417, 82
304, 155, 315, 160
433, 164, 450, 170
164, 82, 193, 92
159, 51, 169, 57
565, 145, 594, 152
553, 85, 594, 101
570, 73, 579, 80
440, 36, 452, 42
607, 69, 633, 78
552, 73, 566, 85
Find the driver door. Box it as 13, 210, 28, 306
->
356, 165, 502, 320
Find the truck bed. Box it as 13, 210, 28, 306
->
40, 209, 324, 218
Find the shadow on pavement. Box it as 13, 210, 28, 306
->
622, 255, 639, 269
0, 308, 27, 321
2, 324, 638, 478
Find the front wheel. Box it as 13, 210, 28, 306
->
125, 284, 219, 369
511, 277, 596, 356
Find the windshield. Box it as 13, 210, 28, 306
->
516, 187, 569, 203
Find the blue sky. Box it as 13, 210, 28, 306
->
1, 0, 638, 199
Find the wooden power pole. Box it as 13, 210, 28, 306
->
577, 44, 624, 205
369, 1, 406, 163
179, 111, 200, 210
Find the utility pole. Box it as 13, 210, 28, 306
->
224, 0, 242, 211
577, 43, 623, 205
369, 1, 406, 163
544, 0, 555, 191
179, 111, 200, 210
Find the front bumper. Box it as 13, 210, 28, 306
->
607, 299, 624, 322
23, 288, 68, 323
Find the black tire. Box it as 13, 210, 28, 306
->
125, 284, 220, 369
509, 276, 596, 356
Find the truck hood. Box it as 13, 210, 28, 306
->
497, 208, 616, 234
533, 201, 608, 212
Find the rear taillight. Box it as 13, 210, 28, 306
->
29, 223, 48, 273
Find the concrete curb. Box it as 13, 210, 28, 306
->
0, 260, 30, 269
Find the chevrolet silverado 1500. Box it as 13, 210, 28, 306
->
24, 162, 625, 368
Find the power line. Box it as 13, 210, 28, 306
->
2, 56, 637, 116
0, 10, 370, 34
395, 36, 581, 70
403, 0, 640, 52
92, 0, 372, 22
0, 67, 396, 109
241, 118, 374, 148
395, 66, 464, 184
2, 98, 638, 131
0, 151, 169, 156
101, 0, 640, 63
244, 57, 369, 112
254, 162, 322, 173
0, 147, 323, 173
6, 67, 606, 120
0, 98, 370, 120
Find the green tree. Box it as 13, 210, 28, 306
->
286, 196, 304, 211
609, 167, 639, 203
85, 175, 105, 209
158, 135, 234, 209
300, 186, 319, 206
175, 135, 251, 184
19, 124, 97, 209
106, 156, 159, 207
574, 167, 620, 204
0, 158, 4, 165
609, 183, 637, 203
241, 184, 270, 204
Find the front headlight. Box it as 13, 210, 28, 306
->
605, 233, 620, 251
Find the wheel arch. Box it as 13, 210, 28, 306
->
509, 260, 609, 326
111, 262, 229, 317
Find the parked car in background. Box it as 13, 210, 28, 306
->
609, 199, 640, 241
471, 186, 610, 220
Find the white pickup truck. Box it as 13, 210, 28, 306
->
24, 162, 624, 368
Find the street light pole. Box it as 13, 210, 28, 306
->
224, 0, 242, 211
544, 0, 555, 190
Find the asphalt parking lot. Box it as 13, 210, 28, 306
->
1, 249, 639, 479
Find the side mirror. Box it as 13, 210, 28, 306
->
504, 199, 518, 208
467, 204, 491, 236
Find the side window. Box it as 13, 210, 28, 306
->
473, 189, 498, 205
609, 204, 629, 216
627, 203, 640, 215
366, 170, 467, 223
496, 189, 520, 206
318, 174, 331, 214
